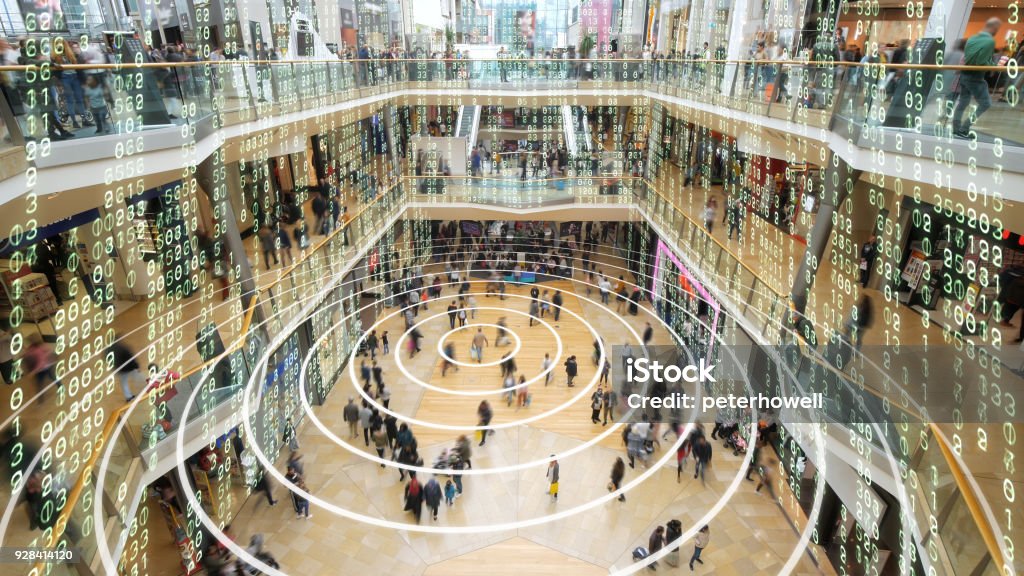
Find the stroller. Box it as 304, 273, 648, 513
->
432, 448, 463, 476
725, 429, 748, 456
432, 449, 452, 472
355, 330, 369, 357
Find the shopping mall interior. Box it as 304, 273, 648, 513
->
0, 0, 1022, 574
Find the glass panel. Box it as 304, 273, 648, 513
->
217, 60, 257, 126
269, 63, 300, 116
941, 498, 993, 575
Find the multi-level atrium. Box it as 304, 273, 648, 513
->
0, 0, 1021, 574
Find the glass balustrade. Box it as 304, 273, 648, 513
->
1, 55, 1012, 576
3, 181, 401, 574
1, 58, 1019, 153
4, 172, 998, 576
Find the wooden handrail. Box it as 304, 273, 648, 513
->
35, 177, 403, 572
641, 176, 784, 300
929, 423, 1006, 574
644, 173, 1006, 571
0, 57, 1010, 72
36, 174, 1005, 576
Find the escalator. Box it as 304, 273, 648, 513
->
561, 105, 578, 155
455, 105, 481, 147
562, 105, 591, 156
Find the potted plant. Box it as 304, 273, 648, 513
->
445, 25, 455, 54
579, 33, 596, 59
579, 33, 596, 78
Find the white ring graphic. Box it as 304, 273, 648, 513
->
426, 321, 523, 368
86, 260, 844, 576
390, 310, 561, 395
343, 292, 609, 430
87, 253, 882, 576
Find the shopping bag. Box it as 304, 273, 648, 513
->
549, 482, 559, 495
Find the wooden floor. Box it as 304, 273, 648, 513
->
399, 280, 620, 449
371, 240, 683, 454
121, 249, 834, 576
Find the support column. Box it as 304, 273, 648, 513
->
924, 0, 972, 42
720, 0, 750, 95
196, 156, 260, 312
789, 155, 860, 317
381, 104, 403, 178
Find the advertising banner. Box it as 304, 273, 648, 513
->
18, 0, 66, 32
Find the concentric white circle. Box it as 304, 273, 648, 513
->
343, 292, 612, 432
89, 258, 853, 576
425, 320, 523, 368
73, 242, 924, 576
390, 308, 561, 396
292, 289, 651, 478
436, 321, 523, 366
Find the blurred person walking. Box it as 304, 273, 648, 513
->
610, 457, 626, 502
546, 456, 560, 502
424, 476, 443, 521
109, 338, 144, 401
689, 526, 710, 570
953, 18, 1001, 138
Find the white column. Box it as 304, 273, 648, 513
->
925, 0, 973, 43
685, 0, 706, 55
720, 0, 749, 94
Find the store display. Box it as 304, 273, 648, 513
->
1, 271, 59, 322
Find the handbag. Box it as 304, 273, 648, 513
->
607, 481, 615, 492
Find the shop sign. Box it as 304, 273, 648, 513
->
901, 249, 927, 289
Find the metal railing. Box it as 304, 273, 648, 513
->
0, 57, 1016, 155
0, 56, 1010, 575
22, 176, 405, 575
12, 174, 1003, 573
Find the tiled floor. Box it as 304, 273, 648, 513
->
164, 250, 833, 575
647, 161, 1024, 555
0, 187, 368, 548
5, 142, 1015, 572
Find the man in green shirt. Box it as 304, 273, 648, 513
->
952, 18, 1001, 138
